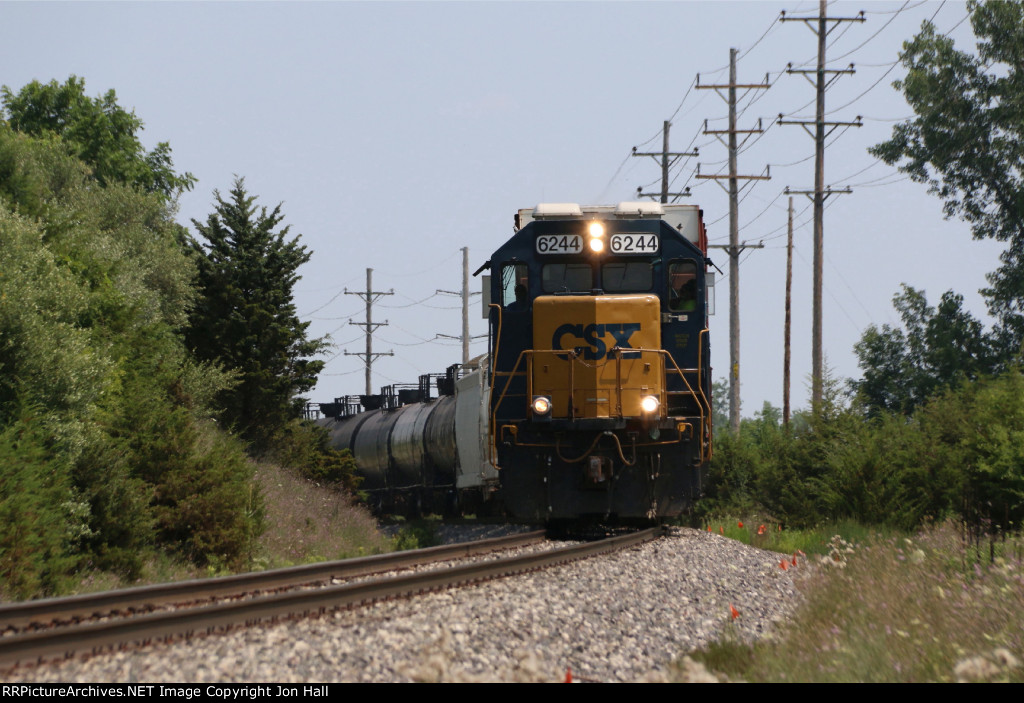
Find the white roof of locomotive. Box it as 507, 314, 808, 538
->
519, 201, 702, 245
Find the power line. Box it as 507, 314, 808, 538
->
666, 75, 699, 125
862, 0, 930, 14
302, 287, 353, 316
320, 335, 369, 365
826, 59, 902, 114
850, 174, 910, 188
737, 13, 784, 61
379, 292, 440, 309
320, 368, 361, 378
311, 308, 362, 321
833, 158, 888, 183
597, 150, 635, 201
829, 0, 910, 63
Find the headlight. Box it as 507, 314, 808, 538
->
587, 221, 605, 253
640, 395, 660, 414
532, 396, 552, 416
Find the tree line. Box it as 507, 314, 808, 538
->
706, 1, 1024, 539
0, 76, 351, 598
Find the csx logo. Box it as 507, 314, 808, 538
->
552, 323, 641, 360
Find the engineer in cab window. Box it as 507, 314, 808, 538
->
507, 283, 529, 311
669, 262, 697, 312
502, 263, 530, 311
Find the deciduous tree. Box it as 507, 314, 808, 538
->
870, 1, 1024, 352
0, 125, 259, 585
1, 76, 195, 200
852, 286, 994, 415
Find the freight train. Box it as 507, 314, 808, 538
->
315, 201, 713, 524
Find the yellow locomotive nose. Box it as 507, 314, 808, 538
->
531, 294, 664, 419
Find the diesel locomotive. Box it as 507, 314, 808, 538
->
316, 201, 713, 523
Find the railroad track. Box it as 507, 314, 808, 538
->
1, 527, 661, 670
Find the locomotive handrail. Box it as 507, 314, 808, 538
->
608, 346, 664, 419
490, 342, 713, 465
523, 347, 661, 421
615, 351, 623, 417
489, 347, 535, 470
698, 327, 713, 460
499, 348, 696, 420
659, 345, 713, 463
488, 302, 505, 469
500, 421, 696, 453
665, 358, 708, 461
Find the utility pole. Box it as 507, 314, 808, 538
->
344, 268, 394, 395
437, 247, 482, 365
784, 196, 793, 428
632, 120, 698, 202
696, 47, 771, 434
780, 1, 864, 410
461, 247, 469, 364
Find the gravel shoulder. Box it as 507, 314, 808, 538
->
3, 528, 803, 683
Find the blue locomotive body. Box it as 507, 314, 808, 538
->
317, 202, 713, 523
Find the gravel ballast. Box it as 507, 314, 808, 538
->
3, 528, 803, 683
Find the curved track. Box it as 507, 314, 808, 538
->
1, 528, 660, 670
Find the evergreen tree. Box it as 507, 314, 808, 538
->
187, 178, 327, 447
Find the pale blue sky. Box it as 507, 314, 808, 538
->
1, 1, 998, 415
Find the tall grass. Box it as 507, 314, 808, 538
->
699, 515, 895, 557
686, 522, 1024, 682
253, 461, 390, 566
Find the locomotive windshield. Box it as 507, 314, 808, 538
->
541, 263, 592, 293
602, 261, 653, 292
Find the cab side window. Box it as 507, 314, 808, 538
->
668, 260, 698, 312
502, 262, 530, 310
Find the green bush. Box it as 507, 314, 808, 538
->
269, 419, 361, 492
391, 520, 440, 551
0, 412, 83, 598
706, 370, 1024, 535
911, 373, 1024, 532
153, 422, 264, 569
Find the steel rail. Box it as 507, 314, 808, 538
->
0, 530, 545, 630
0, 528, 659, 669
